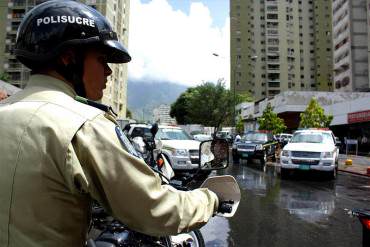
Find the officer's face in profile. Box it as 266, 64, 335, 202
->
83, 49, 112, 100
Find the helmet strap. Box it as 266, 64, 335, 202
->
55, 50, 86, 97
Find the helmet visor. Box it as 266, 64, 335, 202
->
104, 40, 131, 63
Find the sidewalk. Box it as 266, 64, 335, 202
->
338, 154, 370, 177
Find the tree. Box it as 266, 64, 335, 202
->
170, 87, 195, 125
235, 115, 244, 134
170, 80, 252, 132
0, 73, 10, 82
126, 108, 132, 119
299, 98, 333, 128
257, 103, 286, 134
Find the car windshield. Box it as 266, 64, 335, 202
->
131, 127, 152, 139
242, 133, 267, 142
291, 132, 334, 144
156, 128, 192, 140
216, 131, 229, 138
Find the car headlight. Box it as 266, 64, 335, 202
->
173, 149, 189, 157
322, 151, 333, 158
255, 144, 263, 150
281, 150, 291, 157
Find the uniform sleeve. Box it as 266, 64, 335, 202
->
67, 114, 219, 236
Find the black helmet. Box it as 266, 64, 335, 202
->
15, 0, 131, 68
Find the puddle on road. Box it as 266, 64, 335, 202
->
200, 216, 230, 246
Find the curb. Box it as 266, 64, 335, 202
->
338, 168, 370, 178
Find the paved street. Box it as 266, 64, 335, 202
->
200, 160, 370, 247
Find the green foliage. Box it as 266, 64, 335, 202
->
0, 73, 9, 82
299, 98, 333, 128
257, 103, 287, 134
170, 87, 195, 125
170, 79, 252, 132
126, 108, 132, 119
236, 115, 244, 134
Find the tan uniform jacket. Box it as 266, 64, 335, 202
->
0, 74, 218, 247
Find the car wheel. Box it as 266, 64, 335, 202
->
260, 151, 267, 166
280, 167, 289, 179
329, 167, 338, 180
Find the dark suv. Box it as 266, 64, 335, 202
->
232, 131, 277, 165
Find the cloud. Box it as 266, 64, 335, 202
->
128, 0, 230, 87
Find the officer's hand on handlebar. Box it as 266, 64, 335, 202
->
218, 200, 234, 214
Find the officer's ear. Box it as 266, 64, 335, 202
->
59, 48, 77, 66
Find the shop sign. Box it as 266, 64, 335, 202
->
348, 110, 370, 124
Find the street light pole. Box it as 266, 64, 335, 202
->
212, 52, 237, 127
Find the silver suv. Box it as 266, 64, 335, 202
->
124, 124, 201, 171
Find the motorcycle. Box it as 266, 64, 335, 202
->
87, 124, 240, 247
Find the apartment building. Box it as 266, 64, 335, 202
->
0, 0, 130, 117
332, 0, 370, 92
153, 104, 176, 125
230, 0, 333, 101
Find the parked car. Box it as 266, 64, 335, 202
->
123, 123, 152, 140
280, 129, 340, 179
215, 131, 234, 144
193, 134, 213, 142
155, 125, 202, 172
125, 124, 202, 172
232, 131, 277, 165
275, 133, 293, 147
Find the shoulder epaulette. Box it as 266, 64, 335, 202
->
75, 96, 117, 117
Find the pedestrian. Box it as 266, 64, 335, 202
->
0, 1, 219, 246
235, 133, 242, 142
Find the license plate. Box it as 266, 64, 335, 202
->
241, 153, 249, 158
299, 165, 310, 170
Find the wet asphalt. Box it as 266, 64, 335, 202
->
199, 160, 370, 247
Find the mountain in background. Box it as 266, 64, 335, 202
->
127, 80, 188, 122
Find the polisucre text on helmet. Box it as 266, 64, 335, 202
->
37, 16, 95, 27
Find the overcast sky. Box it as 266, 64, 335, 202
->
128, 0, 230, 87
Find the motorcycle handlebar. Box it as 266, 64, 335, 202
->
218, 200, 234, 214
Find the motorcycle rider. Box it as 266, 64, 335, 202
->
0, 1, 219, 246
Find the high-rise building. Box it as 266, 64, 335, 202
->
153, 104, 176, 125
230, 0, 333, 101
0, 0, 130, 117
332, 0, 370, 92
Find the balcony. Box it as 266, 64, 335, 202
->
266, 6, 278, 12
6, 63, 23, 72
266, 0, 278, 6
268, 81, 280, 88
267, 58, 280, 64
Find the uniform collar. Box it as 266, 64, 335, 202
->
26, 74, 77, 98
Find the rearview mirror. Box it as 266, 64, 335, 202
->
199, 139, 229, 170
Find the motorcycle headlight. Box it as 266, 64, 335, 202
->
281, 150, 290, 157
173, 149, 189, 157
255, 144, 263, 150
322, 151, 333, 158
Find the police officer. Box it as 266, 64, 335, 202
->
0, 1, 219, 246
